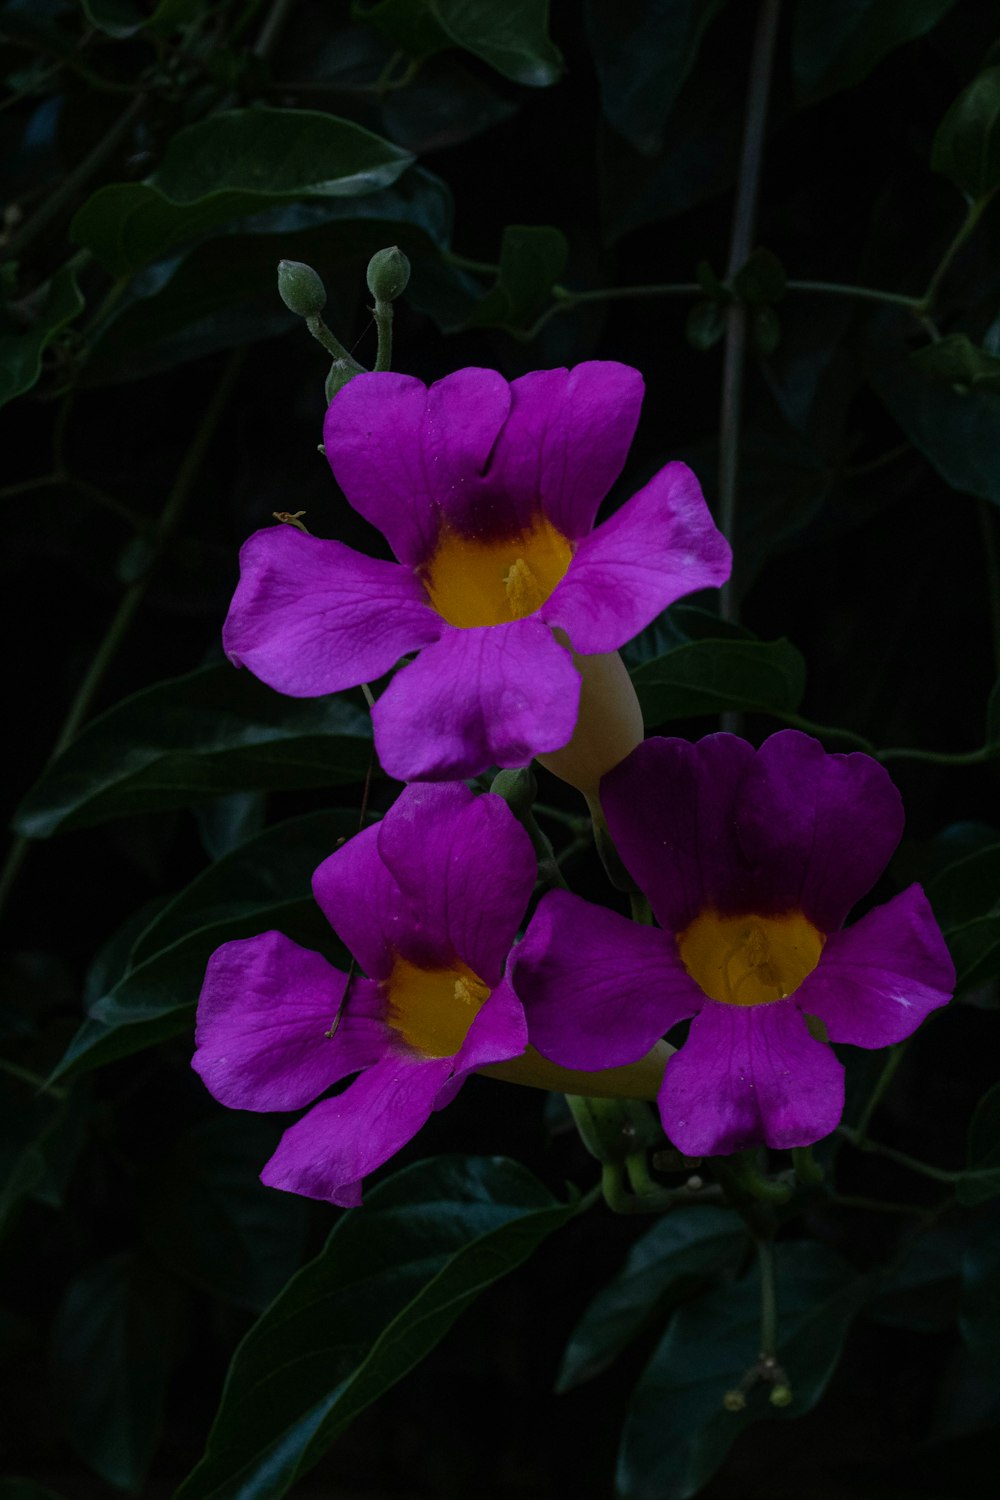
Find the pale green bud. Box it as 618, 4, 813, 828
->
366, 245, 411, 303
277, 259, 327, 318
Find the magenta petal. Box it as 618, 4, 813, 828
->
312, 824, 408, 982
372, 619, 581, 782
736, 731, 905, 930
542, 463, 731, 653
795, 885, 954, 1047
324, 369, 513, 565
450, 978, 529, 1086
193, 933, 385, 1111
377, 784, 536, 983
602, 735, 758, 931
659, 1000, 845, 1155
512, 889, 700, 1070
223, 526, 441, 697
261, 1053, 454, 1207
485, 363, 645, 540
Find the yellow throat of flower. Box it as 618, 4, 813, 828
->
384, 955, 491, 1057
421, 514, 573, 628
676, 909, 824, 1007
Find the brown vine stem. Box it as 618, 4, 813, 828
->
0, 350, 246, 921
718, 0, 781, 628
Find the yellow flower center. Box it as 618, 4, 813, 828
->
421, 514, 574, 628
384, 955, 492, 1057
676, 909, 824, 1007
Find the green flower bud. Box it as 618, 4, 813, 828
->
366, 245, 411, 303
489, 767, 537, 820
723, 1391, 747, 1412
277, 259, 327, 318
769, 1384, 793, 1408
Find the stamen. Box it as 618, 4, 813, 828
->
504, 557, 545, 619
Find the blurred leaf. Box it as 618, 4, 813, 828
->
0, 1482, 69, 1500
958, 1081, 1000, 1205
868, 332, 1000, 505
175, 1156, 576, 1500
686, 300, 726, 350
733, 246, 786, 304
959, 1208, 1000, 1376
355, 0, 563, 86
70, 108, 414, 275
557, 1207, 747, 1392
465, 223, 567, 332
142, 1117, 308, 1312
618, 1242, 871, 1500
193, 791, 267, 861
80, 0, 197, 37
584, 0, 721, 154
630, 636, 806, 725
792, 0, 959, 104
622, 602, 750, 670
932, 66, 1000, 201
866, 1226, 963, 1331
912, 333, 1000, 392
50, 808, 362, 1082
926, 840, 1000, 929
50, 1252, 184, 1492
0, 263, 83, 410
13, 665, 373, 839
750, 304, 781, 354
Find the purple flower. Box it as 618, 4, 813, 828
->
512, 731, 955, 1157
223, 363, 731, 782
193, 783, 536, 1206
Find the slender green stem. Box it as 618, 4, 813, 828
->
770, 711, 876, 753
3, 93, 146, 261
877, 743, 995, 766
839, 1126, 975, 1184
629, 891, 654, 924
533, 802, 589, 832
305, 313, 363, 368
757, 1238, 778, 1359
853, 1042, 908, 1145
0, 473, 63, 500
786, 280, 921, 309
0, 1056, 67, 1097
372, 299, 393, 372
825, 1191, 936, 1218
718, 0, 781, 628
0, 351, 245, 920
918, 192, 995, 314
443, 251, 500, 276
554, 281, 702, 305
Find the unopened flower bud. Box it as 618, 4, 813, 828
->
490, 767, 537, 820
366, 245, 410, 303
723, 1390, 747, 1412
277, 259, 327, 318
769, 1384, 793, 1408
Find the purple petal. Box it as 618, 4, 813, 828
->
794, 885, 954, 1047
602, 735, 758, 932
376, 784, 536, 984
312, 824, 408, 982
193, 932, 386, 1111
659, 999, 845, 1156
448, 978, 529, 1090
223, 526, 441, 697
324, 370, 513, 565
736, 731, 905, 931
542, 463, 731, 653
484, 363, 645, 540
372, 619, 581, 781
260, 1053, 453, 1207
512, 889, 701, 1070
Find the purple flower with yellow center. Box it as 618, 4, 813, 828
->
513, 731, 955, 1157
192, 782, 668, 1206
222, 362, 731, 784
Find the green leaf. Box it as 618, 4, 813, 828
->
867, 1226, 963, 1331
175, 1156, 576, 1500
623, 603, 751, 671
356, 0, 563, 86
465, 223, 567, 332
13, 665, 373, 839
584, 0, 722, 154
0, 263, 84, 410
959, 1209, 1000, 1377
792, 0, 959, 104
912, 333, 1000, 392
70, 108, 414, 275
630, 636, 806, 725
557, 1207, 747, 1392
932, 66, 1000, 201
50, 808, 361, 1082
50, 1253, 184, 1492
141, 1117, 308, 1312
926, 840, 1000, 929
868, 333, 1000, 506
958, 1081, 1000, 1205
733, 247, 786, 305
686, 300, 726, 350
618, 1242, 871, 1500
